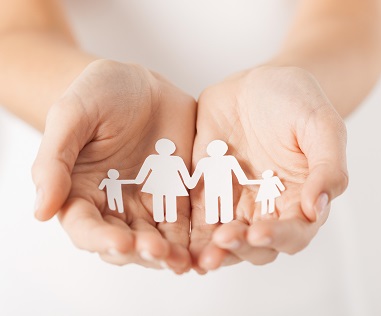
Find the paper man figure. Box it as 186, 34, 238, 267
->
247, 170, 285, 215
135, 138, 191, 223
188, 140, 249, 224
99, 169, 135, 213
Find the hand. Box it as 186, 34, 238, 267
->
190, 66, 348, 273
32, 60, 196, 274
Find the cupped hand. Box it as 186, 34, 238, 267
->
32, 60, 196, 273
190, 66, 348, 273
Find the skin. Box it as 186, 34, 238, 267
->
0, 0, 380, 274
190, 66, 347, 272
32, 60, 196, 273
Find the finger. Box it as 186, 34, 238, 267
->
213, 220, 278, 265
247, 211, 328, 255
190, 223, 228, 272
157, 198, 192, 271
32, 99, 95, 221
93, 215, 172, 269
97, 215, 142, 266
166, 244, 192, 274
58, 198, 134, 254
298, 105, 348, 221
98, 252, 137, 267
158, 227, 192, 274
130, 218, 171, 264
198, 241, 228, 271
212, 220, 247, 249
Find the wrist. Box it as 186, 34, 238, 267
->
0, 31, 98, 130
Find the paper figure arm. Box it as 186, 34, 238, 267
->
188, 169, 202, 189
275, 176, 285, 192
187, 159, 205, 189
120, 180, 135, 185
177, 159, 192, 187
134, 156, 153, 185
98, 179, 107, 190
231, 157, 249, 185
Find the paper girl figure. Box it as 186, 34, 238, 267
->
188, 140, 249, 224
248, 170, 285, 215
134, 138, 191, 223
99, 169, 135, 213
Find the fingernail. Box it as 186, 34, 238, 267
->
159, 261, 169, 269
249, 232, 272, 246
201, 256, 216, 270
140, 250, 155, 262
34, 188, 43, 213
224, 240, 241, 250
315, 193, 329, 217
108, 248, 123, 256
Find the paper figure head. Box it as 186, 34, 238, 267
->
107, 169, 120, 179
262, 169, 274, 178
206, 140, 228, 157
155, 138, 176, 156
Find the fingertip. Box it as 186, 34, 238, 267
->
34, 209, 55, 222
135, 232, 171, 261
198, 244, 226, 271
33, 188, 59, 221
301, 162, 348, 222
212, 220, 247, 249
314, 193, 330, 217
247, 224, 273, 247
301, 179, 332, 223
193, 266, 208, 275
32, 163, 72, 222
109, 230, 135, 255
88, 225, 135, 255
166, 244, 192, 273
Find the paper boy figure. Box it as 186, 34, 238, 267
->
99, 169, 135, 213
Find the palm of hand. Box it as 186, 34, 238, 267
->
190, 67, 346, 271
39, 61, 196, 273
35, 63, 347, 274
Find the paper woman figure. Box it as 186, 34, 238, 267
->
134, 138, 191, 223
99, 169, 135, 213
248, 170, 285, 215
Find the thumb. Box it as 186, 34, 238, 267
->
32, 99, 94, 221
299, 106, 349, 222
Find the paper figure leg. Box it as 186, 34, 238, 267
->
165, 195, 177, 223
220, 194, 233, 223
115, 195, 124, 214
205, 194, 219, 224
153, 194, 165, 222
261, 200, 268, 215
108, 196, 117, 211
268, 198, 275, 214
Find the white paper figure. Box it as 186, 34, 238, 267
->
99, 169, 135, 213
134, 138, 191, 223
247, 170, 285, 215
188, 140, 248, 224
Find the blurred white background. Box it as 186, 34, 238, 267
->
0, 1, 380, 315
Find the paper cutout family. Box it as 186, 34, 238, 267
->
99, 139, 285, 224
